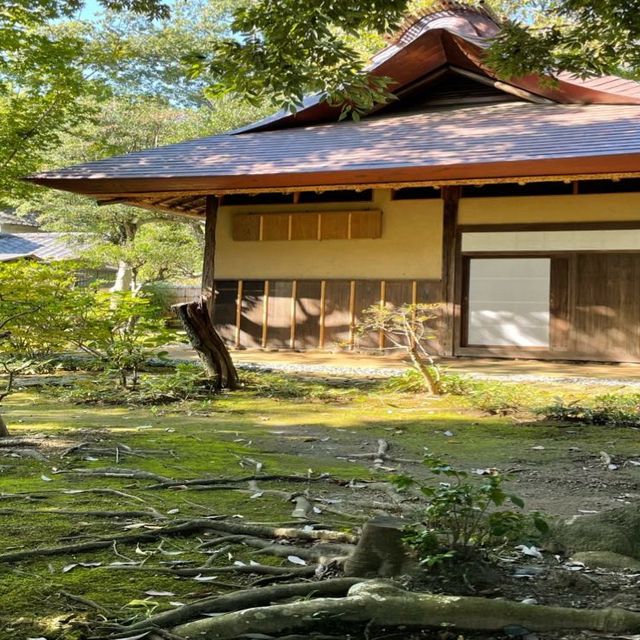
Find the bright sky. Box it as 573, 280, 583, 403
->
79, 0, 102, 20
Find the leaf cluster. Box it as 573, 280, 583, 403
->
395, 450, 548, 565
539, 392, 640, 427
187, 0, 410, 116
487, 0, 640, 81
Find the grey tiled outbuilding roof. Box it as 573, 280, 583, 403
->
0, 233, 82, 262
0, 210, 38, 228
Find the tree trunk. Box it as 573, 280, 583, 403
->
408, 344, 441, 395
344, 516, 408, 577
110, 260, 133, 293
176, 195, 239, 390
0, 413, 8, 438
173, 299, 239, 390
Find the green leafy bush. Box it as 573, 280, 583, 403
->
51, 364, 217, 405
386, 370, 539, 415
539, 393, 640, 427
395, 451, 548, 566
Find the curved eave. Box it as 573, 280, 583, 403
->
26, 153, 640, 200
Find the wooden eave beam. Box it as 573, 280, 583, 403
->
99, 197, 206, 220
43, 155, 640, 201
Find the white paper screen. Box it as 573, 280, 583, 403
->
467, 258, 550, 347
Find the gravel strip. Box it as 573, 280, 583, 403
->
236, 362, 640, 388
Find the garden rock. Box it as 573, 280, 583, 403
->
572, 551, 640, 571
552, 504, 640, 559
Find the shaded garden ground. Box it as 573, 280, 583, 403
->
1, 369, 640, 639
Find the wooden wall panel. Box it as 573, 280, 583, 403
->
239, 280, 265, 348
214, 279, 443, 353
350, 211, 382, 239
295, 281, 322, 349
232, 214, 260, 241
262, 214, 289, 241
233, 211, 382, 242
323, 280, 352, 349
550, 257, 570, 351
321, 213, 349, 240
415, 280, 445, 354
354, 280, 381, 349
213, 281, 238, 344
383, 281, 415, 351
573, 254, 640, 360
416, 280, 441, 304
291, 213, 319, 240
266, 280, 293, 348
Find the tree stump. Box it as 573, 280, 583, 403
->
344, 515, 407, 577
173, 299, 239, 390
0, 414, 8, 437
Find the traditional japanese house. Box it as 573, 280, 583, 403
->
28, 1, 640, 365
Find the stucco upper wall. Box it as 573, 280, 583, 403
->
459, 193, 640, 225
215, 191, 443, 280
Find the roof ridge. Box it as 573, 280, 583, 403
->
389, 1, 501, 45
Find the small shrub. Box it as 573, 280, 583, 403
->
386, 371, 539, 415
468, 380, 538, 416
50, 364, 217, 405
395, 451, 548, 567
357, 303, 443, 395
539, 393, 640, 427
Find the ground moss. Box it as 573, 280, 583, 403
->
1, 380, 639, 638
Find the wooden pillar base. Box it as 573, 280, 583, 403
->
173, 298, 239, 390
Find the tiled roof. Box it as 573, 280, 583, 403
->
29, 103, 640, 189
0, 210, 38, 227
0, 233, 83, 262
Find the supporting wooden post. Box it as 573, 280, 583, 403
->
290, 280, 298, 349
378, 280, 386, 351
173, 195, 239, 390
202, 195, 218, 323
261, 280, 270, 349
319, 280, 327, 349
235, 280, 243, 349
348, 280, 357, 351
441, 186, 461, 356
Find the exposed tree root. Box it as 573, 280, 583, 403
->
1, 447, 48, 460
239, 536, 354, 562
0, 507, 166, 519
0, 519, 224, 563
106, 563, 316, 579
59, 590, 112, 616
341, 439, 421, 469
0, 437, 44, 447
117, 578, 363, 635
0, 487, 150, 503
172, 580, 640, 639
148, 474, 334, 491
53, 467, 173, 483
193, 519, 358, 544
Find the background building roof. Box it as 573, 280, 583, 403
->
0, 210, 39, 228
0, 233, 83, 262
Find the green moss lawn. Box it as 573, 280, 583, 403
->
1, 371, 639, 638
